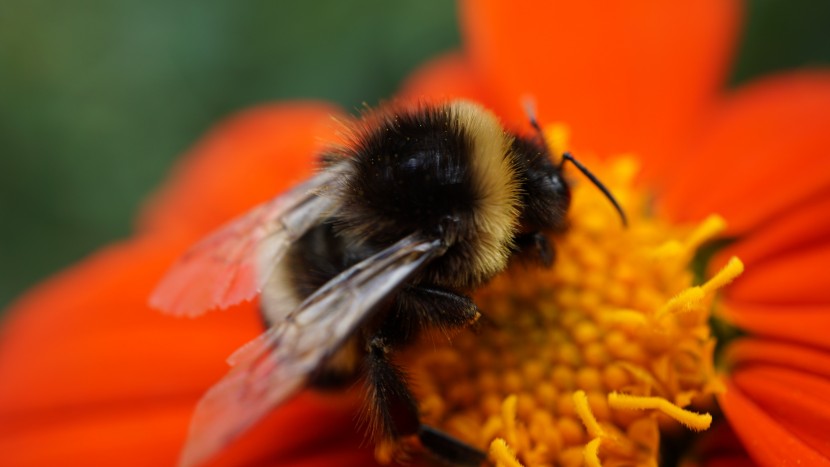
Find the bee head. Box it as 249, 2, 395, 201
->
511, 136, 572, 232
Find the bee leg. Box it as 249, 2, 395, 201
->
393, 285, 481, 341
364, 336, 421, 441
396, 288, 487, 465
363, 291, 486, 465
364, 335, 486, 466
514, 231, 554, 267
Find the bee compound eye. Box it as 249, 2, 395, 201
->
549, 173, 566, 192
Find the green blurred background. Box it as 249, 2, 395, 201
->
1, 0, 829, 309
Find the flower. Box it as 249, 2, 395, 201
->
399, 160, 743, 466
2, 1, 829, 467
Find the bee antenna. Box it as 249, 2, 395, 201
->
522, 96, 545, 136
559, 153, 628, 227
521, 97, 628, 228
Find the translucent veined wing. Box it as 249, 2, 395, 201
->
149, 164, 348, 317
177, 233, 445, 467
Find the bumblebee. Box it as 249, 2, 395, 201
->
151, 100, 626, 466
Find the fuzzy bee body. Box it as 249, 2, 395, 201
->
150, 100, 615, 466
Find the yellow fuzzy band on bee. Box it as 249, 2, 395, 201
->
449, 101, 521, 281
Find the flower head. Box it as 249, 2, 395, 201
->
2, 1, 830, 466
401, 149, 744, 466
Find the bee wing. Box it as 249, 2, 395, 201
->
149, 164, 348, 317
178, 234, 445, 467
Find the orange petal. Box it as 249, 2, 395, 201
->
724, 339, 830, 379
714, 195, 830, 269
139, 102, 343, 236
732, 366, 830, 459
207, 390, 375, 467
707, 192, 830, 321
722, 241, 830, 306
719, 381, 830, 466
460, 0, 741, 160
708, 187, 830, 305
398, 51, 493, 107
0, 384, 370, 467
0, 232, 264, 464
721, 302, 830, 350
0, 403, 195, 466
0, 233, 263, 412
657, 71, 830, 235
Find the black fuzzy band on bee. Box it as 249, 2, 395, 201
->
338, 105, 478, 242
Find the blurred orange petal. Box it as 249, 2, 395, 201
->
398, 51, 492, 106
207, 391, 375, 467
460, 0, 741, 162
724, 241, 830, 305
722, 303, 830, 351
0, 234, 262, 465
140, 102, 343, 236
0, 403, 194, 466
657, 72, 830, 235
732, 366, 830, 458
713, 193, 830, 268
725, 339, 830, 379
0, 234, 259, 413
719, 381, 830, 467
709, 190, 830, 322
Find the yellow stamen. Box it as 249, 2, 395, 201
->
490, 438, 525, 467
651, 240, 685, 262
701, 257, 744, 295
583, 438, 603, 467
654, 287, 705, 320
604, 309, 648, 326
653, 214, 726, 265
684, 215, 727, 255
501, 395, 519, 448
608, 393, 712, 431
573, 390, 604, 439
